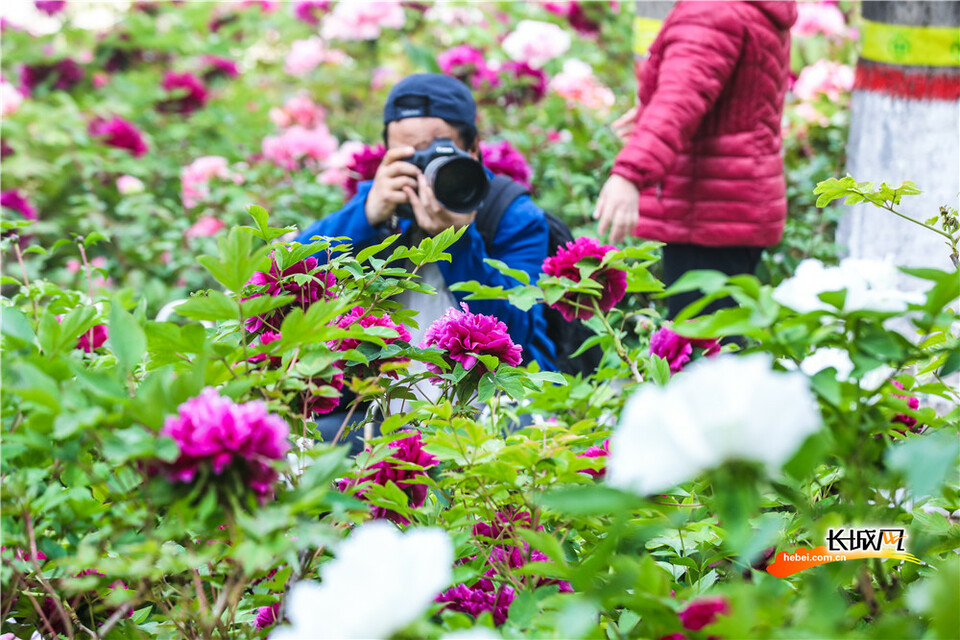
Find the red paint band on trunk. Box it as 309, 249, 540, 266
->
854, 65, 960, 100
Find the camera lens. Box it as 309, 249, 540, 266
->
425, 156, 490, 213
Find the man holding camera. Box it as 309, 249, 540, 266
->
296, 74, 556, 371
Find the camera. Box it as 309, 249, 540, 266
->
395, 137, 490, 219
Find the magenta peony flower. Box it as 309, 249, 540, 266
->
578, 438, 609, 478
420, 303, 523, 374
331, 306, 411, 377
34, 1, 66, 15
437, 45, 500, 91
1, 140, 13, 158
679, 596, 730, 631
88, 116, 148, 157
891, 380, 922, 433
247, 331, 282, 366
499, 61, 548, 106
254, 602, 280, 630
344, 143, 385, 198
337, 430, 438, 524
435, 583, 515, 626
303, 373, 344, 416
20, 59, 84, 95
1, 190, 37, 221
184, 215, 225, 240
481, 140, 532, 188
244, 252, 337, 333
293, 0, 331, 24
542, 236, 627, 321
160, 387, 291, 499
202, 55, 239, 81
158, 71, 209, 114
649, 325, 721, 374
77, 325, 109, 352
1, 546, 47, 563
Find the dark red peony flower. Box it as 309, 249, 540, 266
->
20, 58, 85, 95
255, 602, 280, 630
499, 61, 548, 105
891, 380, 922, 433
77, 325, 109, 352
679, 596, 730, 631
542, 237, 627, 321
244, 252, 337, 333
435, 583, 515, 626
158, 71, 209, 114
302, 372, 344, 416
331, 306, 410, 377
247, 331, 282, 366
88, 116, 149, 157
202, 55, 239, 81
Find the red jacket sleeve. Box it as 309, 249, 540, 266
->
612, 3, 745, 189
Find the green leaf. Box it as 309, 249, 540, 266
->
1, 306, 36, 346
939, 349, 960, 377
356, 234, 400, 264
484, 258, 530, 285
109, 303, 147, 374
240, 294, 295, 319
197, 227, 271, 292
176, 291, 240, 322
535, 485, 643, 516
886, 430, 960, 499
83, 231, 109, 247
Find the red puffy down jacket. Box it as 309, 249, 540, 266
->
612, 1, 797, 247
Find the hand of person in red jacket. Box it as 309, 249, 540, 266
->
594, 174, 640, 244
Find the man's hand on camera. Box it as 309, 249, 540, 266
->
364, 146, 420, 226
402, 173, 476, 237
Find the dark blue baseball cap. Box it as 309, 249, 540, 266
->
383, 73, 477, 125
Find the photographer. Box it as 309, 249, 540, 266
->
296, 74, 556, 370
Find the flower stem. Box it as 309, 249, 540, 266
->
591, 299, 642, 383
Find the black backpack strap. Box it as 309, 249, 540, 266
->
474, 175, 531, 248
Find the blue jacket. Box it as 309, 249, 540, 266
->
295, 175, 557, 371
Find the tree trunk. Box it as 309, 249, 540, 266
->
838, 2, 960, 276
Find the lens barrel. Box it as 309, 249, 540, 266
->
424, 156, 490, 213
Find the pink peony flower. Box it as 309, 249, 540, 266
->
77, 325, 109, 352
793, 60, 854, 102
550, 59, 615, 112
480, 140, 532, 188
269, 94, 327, 129
370, 65, 400, 91
283, 37, 348, 76
35, 1, 66, 14
244, 251, 337, 333
92, 72, 110, 88
337, 430, 438, 524
180, 156, 242, 209
158, 71, 209, 114
435, 583, 515, 626
88, 116, 148, 157
502, 20, 571, 69
202, 55, 239, 81
1, 80, 24, 116
254, 602, 281, 630
303, 373, 344, 416
240, 0, 280, 12
578, 438, 609, 478
679, 596, 730, 631
792, 2, 847, 39
891, 380, 922, 433
420, 303, 523, 374
184, 216, 225, 240
321, 0, 406, 40
160, 387, 291, 499
293, 0, 331, 24
437, 45, 500, 91
344, 143, 386, 198
1, 190, 37, 221
542, 236, 627, 321
20, 59, 85, 95
649, 325, 721, 374
499, 61, 548, 106
116, 175, 145, 194
262, 125, 338, 171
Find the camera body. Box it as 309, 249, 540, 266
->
395, 137, 490, 219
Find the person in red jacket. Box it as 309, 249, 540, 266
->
594, 0, 798, 319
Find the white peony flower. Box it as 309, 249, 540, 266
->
797, 347, 893, 391
501, 20, 571, 69
271, 523, 453, 640
773, 258, 926, 314
607, 354, 821, 495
